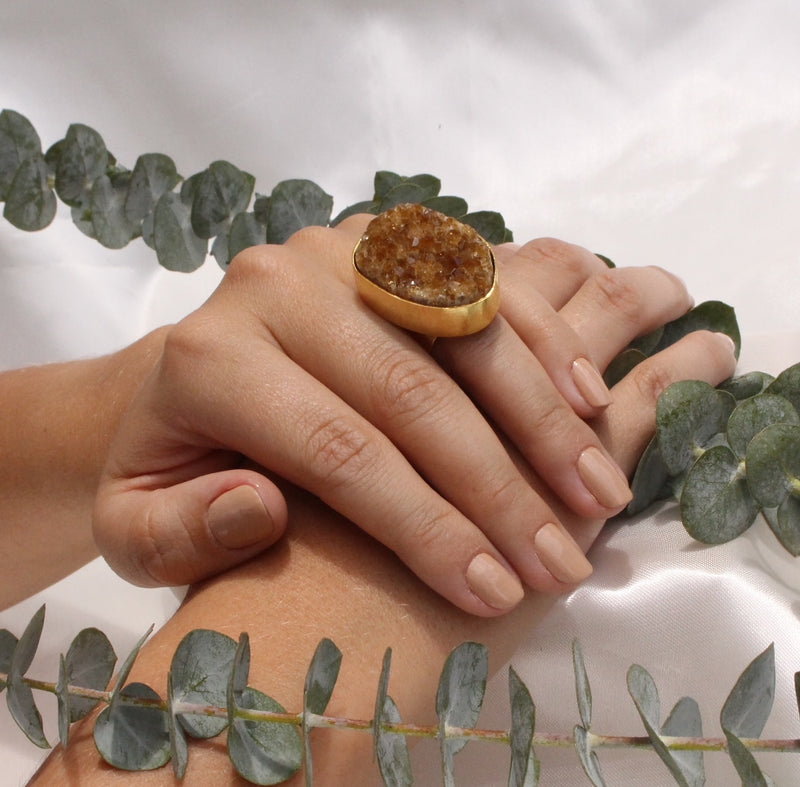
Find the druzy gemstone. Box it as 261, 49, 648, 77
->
353, 203, 494, 307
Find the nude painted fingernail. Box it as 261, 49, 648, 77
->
572, 357, 613, 408
534, 523, 593, 584
208, 486, 275, 549
466, 553, 525, 611
577, 446, 633, 509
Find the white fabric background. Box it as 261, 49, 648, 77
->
1, 1, 799, 784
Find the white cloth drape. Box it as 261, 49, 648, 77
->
2, 2, 799, 783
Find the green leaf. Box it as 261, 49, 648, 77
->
508, 667, 539, 787
627, 664, 701, 787
746, 423, 800, 508
423, 195, 468, 217
190, 160, 255, 239
661, 697, 705, 786
572, 640, 592, 729
330, 199, 380, 226
6, 605, 48, 749
224, 210, 266, 264
628, 326, 664, 356
460, 210, 509, 245
170, 629, 237, 739
762, 500, 800, 556
627, 436, 673, 516
227, 632, 251, 726
680, 444, 759, 544
56, 655, 70, 746
436, 641, 488, 762
373, 170, 403, 200
227, 687, 303, 785
724, 730, 771, 786
110, 625, 154, 702
64, 627, 117, 722
2, 154, 56, 231
655, 300, 741, 358
266, 179, 333, 244
94, 682, 170, 771
0, 629, 19, 692
54, 123, 109, 207
573, 725, 606, 787
373, 648, 413, 787
167, 671, 189, 780
0, 109, 43, 201
124, 152, 181, 224
153, 191, 208, 272
656, 380, 736, 475
91, 170, 139, 249
727, 394, 799, 458
603, 348, 647, 388
595, 252, 615, 268
765, 362, 800, 415
719, 372, 775, 401
721, 644, 775, 739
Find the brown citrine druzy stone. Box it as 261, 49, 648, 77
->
353, 203, 494, 307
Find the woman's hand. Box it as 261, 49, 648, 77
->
93, 214, 734, 617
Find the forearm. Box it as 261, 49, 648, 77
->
0, 327, 168, 609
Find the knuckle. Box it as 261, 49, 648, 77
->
483, 474, 531, 513
226, 243, 288, 289
284, 223, 331, 251
524, 394, 575, 440
373, 352, 446, 427
629, 360, 676, 405
522, 237, 599, 280
591, 269, 644, 324
399, 504, 460, 556
304, 415, 380, 490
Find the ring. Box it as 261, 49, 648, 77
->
352, 203, 499, 337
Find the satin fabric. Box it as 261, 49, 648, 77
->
1, 2, 799, 783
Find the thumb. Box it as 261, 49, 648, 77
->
94, 469, 288, 587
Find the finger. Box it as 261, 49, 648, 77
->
95, 468, 288, 587
559, 266, 694, 369
433, 315, 632, 520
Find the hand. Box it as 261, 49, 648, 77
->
93, 216, 734, 617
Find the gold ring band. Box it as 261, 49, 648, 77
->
352, 203, 500, 338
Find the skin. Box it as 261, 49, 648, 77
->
30, 241, 737, 784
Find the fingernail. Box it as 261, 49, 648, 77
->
466, 553, 525, 611
534, 522, 593, 584
571, 357, 613, 408
714, 332, 737, 354
577, 446, 633, 509
208, 486, 275, 549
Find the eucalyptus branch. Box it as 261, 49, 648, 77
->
2, 607, 799, 785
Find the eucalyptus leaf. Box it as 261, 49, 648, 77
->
266, 179, 333, 244
765, 362, 800, 414
375, 694, 413, 787
627, 664, 700, 787
91, 170, 139, 249
330, 198, 380, 226
655, 300, 741, 358
680, 444, 759, 544
724, 730, 771, 786
3, 154, 56, 231
745, 423, 800, 508
70, 202, 96, 239
6, 605, 48, 748
595, 252, 615, 268
373, 170, 404, 200
603, 347, 647, 388
573, 725, 607, 787
94, 682, 170, 771
423, 195, 469, 217
124, 152, 181, 224
719, 372, 775, 401
54, 122, 109, 207
508, 667, 538, 787
661, 697, 704, 786
762, 500, 800, 556
110, 625, 154, 701
190, 160, 255, 239
572, 640, 592, 729
721, 644, 775, 738
460, 210, 509, 245
377, 182, 429, 211
225, 210, 266, 264
56, 655, 70, 746
0, 109, 42, 200
227, 687, 303, 786
153, 191, 208, 272
627, 436, 673, 516
656, 380, 736, 475
0, 629, 17, 692
436, 641, 488, 760
167, 671, 189, 780
170, 628, 237, 739
628, 325, 664, 356
227, 633, 251, 721
727, 394, 799, 458
64, 627, 117, 722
